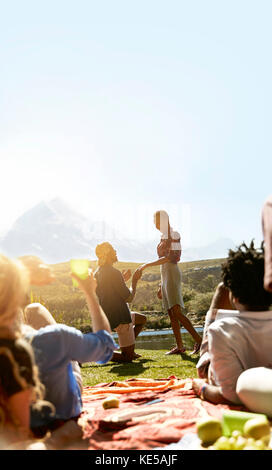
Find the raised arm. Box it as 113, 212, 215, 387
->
209, 282, 233, 310
71, 271, 111, 333
126, 269, 142, 303
137, 257, 169, 272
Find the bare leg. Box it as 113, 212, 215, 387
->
168, 309, 184, 350
165, 305, 202, 354
171, 305, 202, 343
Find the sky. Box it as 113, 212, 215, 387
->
1, 0, 272, 249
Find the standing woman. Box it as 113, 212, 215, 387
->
138, 211, 202, 355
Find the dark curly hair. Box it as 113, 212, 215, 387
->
222, 241, 272, 309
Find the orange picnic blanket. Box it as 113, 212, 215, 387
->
80, 376, 245, 450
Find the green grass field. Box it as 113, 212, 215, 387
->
29, 258, 223, 386
81, 348, 199, 387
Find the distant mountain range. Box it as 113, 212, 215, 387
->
0, 198, 235, 263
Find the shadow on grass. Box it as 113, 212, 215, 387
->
180, 353, 199, 365
109, 358, 154, 378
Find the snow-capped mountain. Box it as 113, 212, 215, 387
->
0, 198, 234, 263
0, 199, 155, 262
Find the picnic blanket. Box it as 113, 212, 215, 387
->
80, 376, 245, 450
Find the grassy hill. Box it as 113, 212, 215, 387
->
30, 258, 226, 331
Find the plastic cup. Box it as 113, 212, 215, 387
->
222, 410, 267, 436
70, 259, 89, 287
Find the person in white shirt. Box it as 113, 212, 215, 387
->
262, 195, 272, 293
192, 241, 272, 405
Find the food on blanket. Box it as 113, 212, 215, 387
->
232, 435, 247, 450
222, 410, 267, 436
213, 436, 232, 450
196, 417, 222, 445
253, 440, 266, 450
243, 416, 270, 441
208, 422, 272, 450
211, 435, 269, 450
102, 396, 120, 409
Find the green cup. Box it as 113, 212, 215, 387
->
222, 410, 267, 436
70, 259, 90, 287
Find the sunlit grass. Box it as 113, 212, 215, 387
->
81, 348, 199, 387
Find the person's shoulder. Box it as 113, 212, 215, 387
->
98, 264, 117, 274
216, 309, 240, 320
32, 324, 79, 342
106, 265, 122, 277
209, 313, 240, 334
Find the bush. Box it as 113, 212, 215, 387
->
187, 291, 214, 316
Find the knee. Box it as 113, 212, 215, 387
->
24, 303, 56, 330
140, 314, 147, 325
236, 367, 272, 417
168, 310, 178, 321
168, 310, 175, 320
134, 313, 147, 325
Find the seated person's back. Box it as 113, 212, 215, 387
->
95, 263, 132, 330
208, 307, 272, 403
193, 242, 272, 405
24, 323, 115, 425
94, 242, 145, 363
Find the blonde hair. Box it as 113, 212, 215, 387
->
0, 256, 54, 425
0, 255, 29, 335
95, 242, 115, 267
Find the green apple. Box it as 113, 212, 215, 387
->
197, 417, 223, 445
243, 417, 270, 441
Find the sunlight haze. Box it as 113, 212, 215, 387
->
1, 0, 271, 251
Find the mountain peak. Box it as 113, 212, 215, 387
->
1, 199, 234, 263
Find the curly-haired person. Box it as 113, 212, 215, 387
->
192, 241, 272, 409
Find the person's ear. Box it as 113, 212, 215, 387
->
230, 292, 242, 309
229, 291, 236, 308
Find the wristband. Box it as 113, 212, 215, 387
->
199, 384, 207, 400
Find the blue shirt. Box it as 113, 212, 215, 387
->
26, 324, 116, 426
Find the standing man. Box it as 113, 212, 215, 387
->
95, 242, 146, 362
